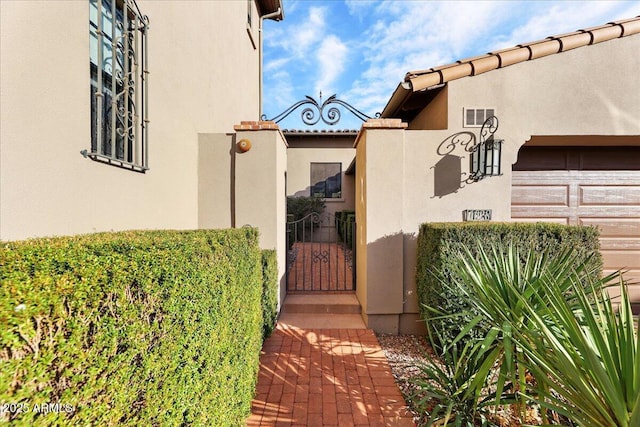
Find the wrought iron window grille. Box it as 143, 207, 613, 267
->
85, 0, 149, 172
262, 92, 380, 126
469, 116, 503, 181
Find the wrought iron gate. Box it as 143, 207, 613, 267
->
286, 212, 356, 292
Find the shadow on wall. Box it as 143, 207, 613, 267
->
433, 155, 462, 198
361, 231, 427, 335
431, 131, 478, 198
290, 171, 343, 198
291, 171, 354, 199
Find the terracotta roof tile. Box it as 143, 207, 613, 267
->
405, 15, 640, 92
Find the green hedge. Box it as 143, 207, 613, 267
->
1, 229, 264, 426
261, 250, 278, 339
336, 210, 355, 248
416, 222, 602, 345
286, 196, 326, 250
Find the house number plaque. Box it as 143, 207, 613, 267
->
463, 209, 492, 221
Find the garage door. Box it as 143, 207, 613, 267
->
511, 146, 640, 309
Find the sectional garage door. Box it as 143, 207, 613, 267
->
511, 146, 640, 307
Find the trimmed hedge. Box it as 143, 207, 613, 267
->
1, 229, 264, 426
286, 196, 326, 250
336, 210, 355, 248
416, 222, 602, 345
261, 250, 278, 339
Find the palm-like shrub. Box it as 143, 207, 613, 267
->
514, 277, 640, 427
411, 328, 511, 427
452, 247, 611, 411
418, 243, 638, 426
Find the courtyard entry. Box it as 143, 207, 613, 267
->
286, 212, 356, 292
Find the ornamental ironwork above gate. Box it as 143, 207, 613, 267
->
262, 92, 380, 126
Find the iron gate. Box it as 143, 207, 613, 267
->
286, 212, 356, 292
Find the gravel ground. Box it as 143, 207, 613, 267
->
376, 334, 545, 427
376, 334, 433, 426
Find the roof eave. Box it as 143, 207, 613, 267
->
257, 0, 284, 21
380, 81, 412, 118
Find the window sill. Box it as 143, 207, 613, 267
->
81, 150, 148, 173
246, 24, 257, 50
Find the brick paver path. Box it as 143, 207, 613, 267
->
246, 325, 415, 427
287, 242, 354, 292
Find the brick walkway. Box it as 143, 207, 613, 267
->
287, 242, 354, 292
246, 325, 415, 427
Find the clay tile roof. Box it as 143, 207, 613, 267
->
283, 129, 359, 135
404, 15, 640, 92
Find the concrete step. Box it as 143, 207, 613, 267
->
278, 312, 366, 329
282, 293, 361, 314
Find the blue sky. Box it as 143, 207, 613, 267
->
262, 0, 639, 130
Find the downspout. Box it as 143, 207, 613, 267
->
259, 8, 282, 119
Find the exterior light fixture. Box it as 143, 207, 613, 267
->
237, 138, 252, 152
470, 116, 502, 181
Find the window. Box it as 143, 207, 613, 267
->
247, 0, 252, 28
246, 0, 257, 49
463, 108, 495, 128
310, 163, 342, 199
88, 0, 149, 171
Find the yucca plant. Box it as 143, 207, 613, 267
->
411, 326, 508, 427
446, 243, 637, 426
512, 276, 640, 427
445, 246, 608, 414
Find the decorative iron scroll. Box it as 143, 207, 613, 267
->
262, 93, 380, 126
478, 115, 499, 145
312, 250, 330, 263
436, 131, 476, 156
469, 116, 502, 182
86, 0, 149, 172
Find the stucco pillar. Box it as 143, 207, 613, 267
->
233, 121, 288, 306
355, 119, 408, 334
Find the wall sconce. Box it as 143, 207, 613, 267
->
237, 138, 252, 152
470, 116, 502, 181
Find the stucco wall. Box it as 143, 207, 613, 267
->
0, 1, 262, 240
357, 33, 640, 334
446, 35, 640, 157
286, 137, 356, 216
355, 131, 368, 320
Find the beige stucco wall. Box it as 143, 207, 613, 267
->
198, 133, 235, 230
355, 132, 368, 320
286, 137, 356, 216
445, 34, 640, 167
0, 1, 262, 241
357, 33, 640, 334
232, 127, 288, 305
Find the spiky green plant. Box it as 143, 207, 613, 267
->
512, 276, 640, 427
410, 327, 507, 427
443, 246, 609, 415
445, 243, 637, 426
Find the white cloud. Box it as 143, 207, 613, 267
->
315, 35, 349, 96
264, 0, 639, 127
264, 70, 295, 116
343, 0, 638, 115
264, 57, 291, 73
345, 0, 379, 20
492, 1, 640, 50
268, 6, 327, 57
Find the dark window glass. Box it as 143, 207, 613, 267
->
310, 163, 342, 198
